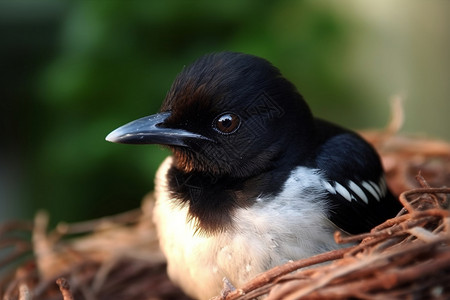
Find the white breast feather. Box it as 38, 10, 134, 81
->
153, 156, 341, 300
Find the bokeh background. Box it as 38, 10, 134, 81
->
1, 0, 449, 225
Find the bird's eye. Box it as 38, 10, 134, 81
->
213, 113, 241, 134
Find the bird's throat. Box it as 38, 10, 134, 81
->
166, 165, 255, 234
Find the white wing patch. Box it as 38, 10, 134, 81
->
369, 181, 382, 199
322, 177, 388, 204
321, 180, 336, 195
348, 180, 369, 204
379, 177, 388, 196
334, 182, 352, 202
361, 181, 380, 201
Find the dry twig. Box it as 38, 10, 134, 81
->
56, 278, 74, 300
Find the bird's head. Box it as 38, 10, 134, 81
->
106, 52, 315, 178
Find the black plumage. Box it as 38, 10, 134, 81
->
106, 51, 402, 299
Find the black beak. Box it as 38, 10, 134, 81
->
105, 111, 210, 147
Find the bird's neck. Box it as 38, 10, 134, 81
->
164, 121, 317, 235
165, 159, 294, 235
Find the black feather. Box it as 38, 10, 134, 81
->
313, 120, 402, 233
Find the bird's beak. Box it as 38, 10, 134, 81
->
105, 111, 210, 147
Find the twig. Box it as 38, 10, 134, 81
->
408, 227, 440, 242
0, 238, 31, 269
399, 187, 450, 213
386, 95, 404, 136
270, 235, 450, 300
302, 250, 450, 299
0, 220, 34, 236
224, 246, 354, 299
55, 209, 142, 236
18, 284, 31, 300
56, 278, 75, 300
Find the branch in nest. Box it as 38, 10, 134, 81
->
56, 278, 74, 300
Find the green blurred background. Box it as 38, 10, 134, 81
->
1, 0, 449, 224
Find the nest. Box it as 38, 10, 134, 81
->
1, 101, 450, 300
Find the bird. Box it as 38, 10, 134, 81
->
106, 52, 402, 299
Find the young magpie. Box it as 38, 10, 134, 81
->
106, 52, 402, 299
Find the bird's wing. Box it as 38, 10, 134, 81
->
315, 132, 402, 234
